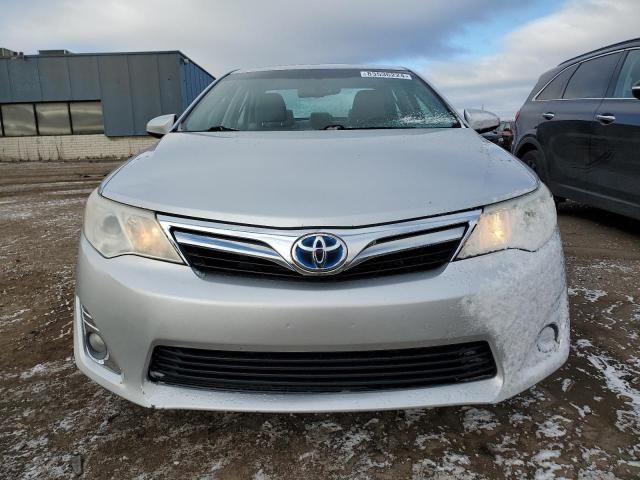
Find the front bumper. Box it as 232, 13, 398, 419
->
74, 231, 569, 412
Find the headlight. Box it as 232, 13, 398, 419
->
83, 189, 183, 263
457, 184, 556, 259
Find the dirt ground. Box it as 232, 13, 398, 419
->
1, 160, 639, 480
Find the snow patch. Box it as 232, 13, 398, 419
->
20, 358, 73, 379
561, 378, 574, 392
588, 354, 640, 434
570, 403, 592, 418
462, 407, 498, 432
533, 449, 565, 480
536, 416, 569, 439
509, 412, 531, 425
0, 308, 30, 327
568, 287, 607, 303
412, 452, 477, 480
575, 339, 593, 349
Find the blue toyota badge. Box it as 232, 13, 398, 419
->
292, 234, 347, 273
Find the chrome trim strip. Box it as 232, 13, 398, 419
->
349, 226, 466, 269
80, 304, 96, 328
533, 97, 639, 102
173, 230, 295, 271
532, 47, 638, 102
79, 303, 121, 373
559, 45, 639, 67
158, 209, 482, 276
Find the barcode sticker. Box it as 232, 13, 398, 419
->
360, 71, 412, 80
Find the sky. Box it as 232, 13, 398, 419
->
1, 0, 639, 118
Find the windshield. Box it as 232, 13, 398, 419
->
181, 69, 460, 131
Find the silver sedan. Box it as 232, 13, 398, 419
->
74, 65, 569, 412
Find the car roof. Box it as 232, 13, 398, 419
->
558, 37, 640, 67
232, 64, 410, 74
523, 37, 640, 102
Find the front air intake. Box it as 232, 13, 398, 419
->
148, 341, 497, 393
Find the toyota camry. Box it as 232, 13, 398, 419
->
74, 65, 569, 412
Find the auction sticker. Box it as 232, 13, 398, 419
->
360, 71, 412, 80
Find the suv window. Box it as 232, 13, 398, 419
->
613, 49, 640, 98
536, 65, 577, 100
563, 53, 621, 99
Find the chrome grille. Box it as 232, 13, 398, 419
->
338, 239, 461, 279
159, 210, 480, 281
179, 241, 298, 279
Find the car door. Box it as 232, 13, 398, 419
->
590, 48, 640, 216
537, 52, 622, 194
531, 64, 576, 187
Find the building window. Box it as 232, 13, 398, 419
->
36, 103, 72, 136
0, 101, 104, 136
70, 102, 104, 134
1, 104, 37, 137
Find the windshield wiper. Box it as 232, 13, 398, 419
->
205, 125, 239, 132
344, 126, 410, 130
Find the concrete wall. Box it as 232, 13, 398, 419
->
0, 134, 157, 161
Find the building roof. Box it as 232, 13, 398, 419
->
21, 49, 186, 58
1, 49, 213, 79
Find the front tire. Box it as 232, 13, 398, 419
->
520, 150, 564, 205
521, 150, 540, 175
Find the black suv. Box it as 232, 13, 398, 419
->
513, 38, 640, 220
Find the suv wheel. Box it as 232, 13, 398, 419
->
521, 150, 540, 175
520, 149, 565, 205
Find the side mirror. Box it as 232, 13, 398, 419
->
464, 109, 500, 134
632, 80, 640, 100
146, 114, 177, 138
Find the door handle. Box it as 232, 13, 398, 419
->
595, 114, 616, 124
542, 112, 555, 120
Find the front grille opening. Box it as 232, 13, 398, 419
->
177, 233, 461, 281
180, 243, 295, 278
148, 341, 497, 393
340, 240, 459, 279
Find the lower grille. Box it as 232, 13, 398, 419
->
148, 341, 497, 393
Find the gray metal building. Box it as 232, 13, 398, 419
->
0, 49, 215, 138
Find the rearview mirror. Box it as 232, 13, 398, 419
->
298, 86, 341, 98
632, 80, 640, 100
464, 109, 500, 134
146, 114, 177, 138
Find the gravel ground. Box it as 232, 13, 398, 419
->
1, 161, 639, 479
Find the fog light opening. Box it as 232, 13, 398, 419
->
537, 324, 559, 353
87, 332, 108, 361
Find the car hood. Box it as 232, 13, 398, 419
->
102, 129, 537, 228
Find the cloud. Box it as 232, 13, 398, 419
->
424, 0, 640, 118
2, 1, 531, 70
2, 0, 638, 119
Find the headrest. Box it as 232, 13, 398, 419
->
255, 93, 287, 127
309, 112, 335, 130
349, 89, 396, 125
